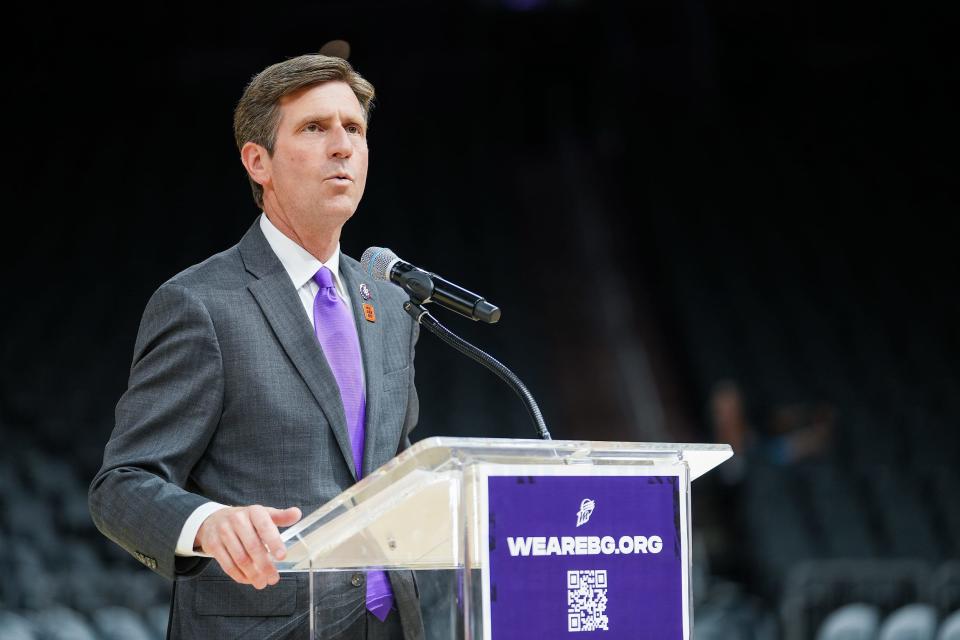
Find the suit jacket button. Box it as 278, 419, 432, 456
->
351, 573, 364, 588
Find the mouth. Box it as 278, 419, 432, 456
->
325, 173, 353, 182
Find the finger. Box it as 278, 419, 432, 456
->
232, 511, 276, 587
250, 507, 287, 562
220, 522, 262, 588
207, 539, 250, 586
267, 506, 302, 528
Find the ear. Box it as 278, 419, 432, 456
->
240, 141, 272, 188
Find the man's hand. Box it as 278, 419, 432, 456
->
195, 505, 302, 589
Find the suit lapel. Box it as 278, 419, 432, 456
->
339, 258, 385, 479
239, 223, 358, 481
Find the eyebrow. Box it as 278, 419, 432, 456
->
292, 113, 366, 131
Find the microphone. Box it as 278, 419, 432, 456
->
361, 247, 501, 324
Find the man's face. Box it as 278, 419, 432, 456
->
263, 81, 369, 227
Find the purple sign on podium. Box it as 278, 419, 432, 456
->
483, 473, 686, 639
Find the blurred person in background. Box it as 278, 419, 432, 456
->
88, 54, 423, 639
710, 379, 833, 479
695, 380, 834, 582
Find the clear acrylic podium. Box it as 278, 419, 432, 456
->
278, 437, 732, 639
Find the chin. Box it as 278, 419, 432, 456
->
311, 204, 357, 226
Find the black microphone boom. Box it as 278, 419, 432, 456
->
361, 247, 501, 323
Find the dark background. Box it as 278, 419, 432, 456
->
1, 1, 957, 638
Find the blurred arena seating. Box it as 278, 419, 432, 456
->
649, 210, 959, 639
0, 436, 169, 639
938, 610, 960, 640
815, 603, 880, 640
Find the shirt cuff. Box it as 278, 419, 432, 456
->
175, 502, 228, 557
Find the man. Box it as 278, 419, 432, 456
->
89, 54, 423, 640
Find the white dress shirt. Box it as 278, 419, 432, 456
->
174, 213, 362, 557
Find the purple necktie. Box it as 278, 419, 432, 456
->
312, 266, 394, 622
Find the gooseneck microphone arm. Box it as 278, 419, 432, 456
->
403, 300, 552, 441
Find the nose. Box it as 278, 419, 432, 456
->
327, 124, 352, 159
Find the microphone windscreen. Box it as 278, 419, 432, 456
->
361, 246, 399, 281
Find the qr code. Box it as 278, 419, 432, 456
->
567, 570, 609, 632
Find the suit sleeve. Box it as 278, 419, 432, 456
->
89, 282, 224, 580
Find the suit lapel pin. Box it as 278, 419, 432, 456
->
362, 303, 376, 323
359, 283, 372, 300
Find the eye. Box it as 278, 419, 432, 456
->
303, 122, 322, 133
346, 123, 364, 135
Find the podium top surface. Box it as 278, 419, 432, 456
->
396, 436, 733, 481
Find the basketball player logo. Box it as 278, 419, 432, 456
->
576, 498, 596, 527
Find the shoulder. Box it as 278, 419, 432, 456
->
164, 244, 248, 296
137, 241, 250, 336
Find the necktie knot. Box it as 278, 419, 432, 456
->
312, 266, 336, 290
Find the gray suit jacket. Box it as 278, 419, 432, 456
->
89, 220, 424, 639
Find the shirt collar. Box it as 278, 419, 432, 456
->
258, 213, 345, 294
